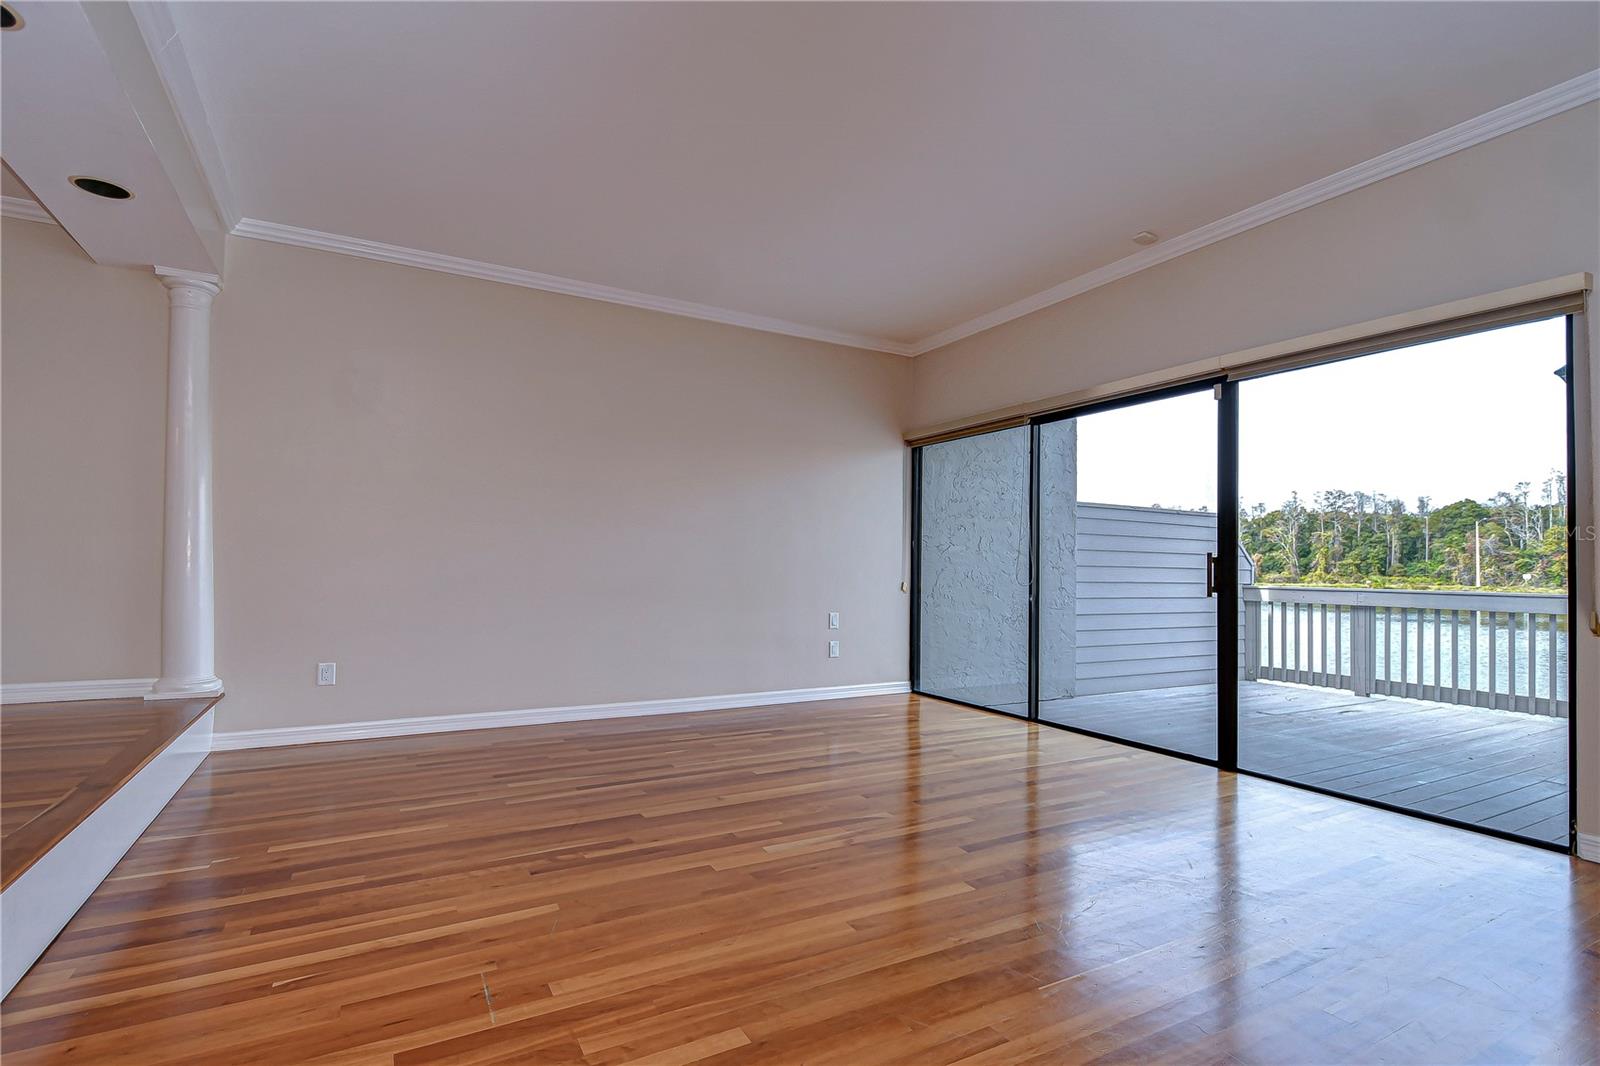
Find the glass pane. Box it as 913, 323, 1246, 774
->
1238, 317, 1570, 847
1038, 390, 1218, 759
917, 426, 1030, 715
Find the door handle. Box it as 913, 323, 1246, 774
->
1206, 552, 1218, 597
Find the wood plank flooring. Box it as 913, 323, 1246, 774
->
0, 695, 219, 889
1035, 681, 1569, 844
2, 693, 1597, 1064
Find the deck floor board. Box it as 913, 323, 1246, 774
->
1037, 680, 1568, 845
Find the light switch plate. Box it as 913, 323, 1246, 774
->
828, 612, 840, 629
828, 641, 840, 658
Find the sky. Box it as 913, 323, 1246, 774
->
1073, 317, 1568, 513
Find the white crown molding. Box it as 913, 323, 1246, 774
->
1, 196, 57, 225
0, 677, 157, 703
224, 69, 1596, 360
229, 218, 919, 357
907, 68, 1600, 356
17, 64, 1591, 359
213, 680, 910, 750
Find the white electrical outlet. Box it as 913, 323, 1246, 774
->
828, 640, 840, 658
828, 612, 840, 630
317, 662, 337, 686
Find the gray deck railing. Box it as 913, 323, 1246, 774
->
1243, 586, 1569, 718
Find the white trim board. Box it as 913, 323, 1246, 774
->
1579, 833, 1600, 864
1, 195, 56, 225
1, 708, 213, 999
228, 218, 919, 357
213, 681, 911, 750
1, 678, 157, 704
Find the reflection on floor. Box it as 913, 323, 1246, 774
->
3, 693, 1596, 1063
1035, 680, 1568, 845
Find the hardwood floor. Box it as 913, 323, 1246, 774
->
0, 695, 219, 889
2, 693, 1596, 1064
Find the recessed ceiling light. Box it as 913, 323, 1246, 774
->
1, 4, 21, 30
69, 176, 133, 200
1132, 230, 1159, 246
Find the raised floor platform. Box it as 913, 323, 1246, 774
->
0, 694, 218, 997
1, 696, 217, 887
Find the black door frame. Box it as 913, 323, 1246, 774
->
1029, 379, 1229, 767
908, 315, 1578, 854
910, 378, 1228, 765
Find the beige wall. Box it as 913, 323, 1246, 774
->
1, 218, 166, 681
209, 237, 910, 732
3, 102, 1597, 839
910, 102, 1600, 842
911, 103, 1599, 429
1, 222, 911, 727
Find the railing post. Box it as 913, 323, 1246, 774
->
1244, 599, 1259, 680
1349, 604, 1376, 696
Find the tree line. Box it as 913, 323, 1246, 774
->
1240, 471, 1567, 590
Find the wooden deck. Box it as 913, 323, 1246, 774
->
1036, 680, 1569, 845
0, 696, 219, 889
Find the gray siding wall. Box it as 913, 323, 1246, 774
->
1073, 503, 1250, 697
918, 431, 1247, 704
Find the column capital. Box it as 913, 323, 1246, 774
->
154, 266, 222, 298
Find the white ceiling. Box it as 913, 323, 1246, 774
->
0, 1, 224, 271
19, 3, 1600, 351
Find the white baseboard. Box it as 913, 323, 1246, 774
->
1, 708, 213, 999
0, 678, 157, 704
213, 680, 911, 751
1578, 833, 1600, 864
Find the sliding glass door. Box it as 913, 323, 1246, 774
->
912, 311, 1575, 852
1036, 389, 1220, 759
1236, 317, 1571, 846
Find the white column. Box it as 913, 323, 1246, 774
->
149, 268, 223, 700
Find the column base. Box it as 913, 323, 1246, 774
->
146, 676, 223, 700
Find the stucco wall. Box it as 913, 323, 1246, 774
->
917, 427, 1031, 707
1039, 421, 1078, 700
917, 423, 1079, 708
